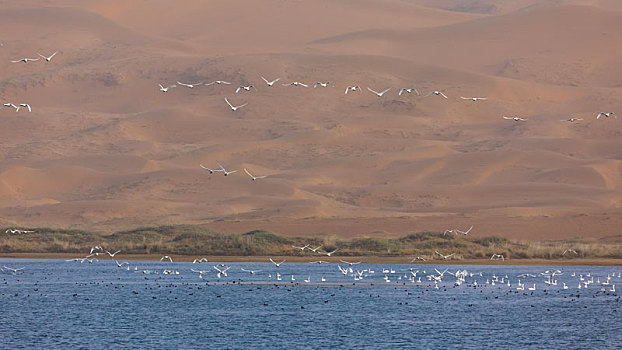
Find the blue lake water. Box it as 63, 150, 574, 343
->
1, 259, 620, 349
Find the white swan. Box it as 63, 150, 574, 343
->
244, 168, 267, 181
261, 77, 280, 86
367, 87, 391, 97
224, 97, 248, 111
37, 51, 58, 62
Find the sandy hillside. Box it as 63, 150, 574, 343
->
0, 0, 621, 241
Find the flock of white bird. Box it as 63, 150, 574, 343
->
3, 245, 619, 296
3, 49, 58, 113
155, 73, 620, 181
158, 75, 617, 124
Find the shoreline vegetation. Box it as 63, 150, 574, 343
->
1, 225, 621, 264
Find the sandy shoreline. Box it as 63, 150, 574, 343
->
1, 253, 620, 266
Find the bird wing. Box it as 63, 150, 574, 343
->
237, 103, 248, 108
49, 51, 58, 59
380, 88, 391, 95
235, 87, 241, 93
440, 92, 448, 98
399, 89, 405, 96
224, 98, 233, 108
367, 87, 379, 95
244, 168, 254, 178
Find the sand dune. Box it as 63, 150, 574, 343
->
0, 0, 621, 241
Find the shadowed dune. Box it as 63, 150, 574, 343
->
0, 0, 621, 241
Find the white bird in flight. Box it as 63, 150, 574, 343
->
596, 112, 616, 119
213, 265, 231, 278
113, 260, 129, 268
561, 117, 582, 122
424, 90, 448, 99
411, 256, 426, 262
460, 96, 487, 101
443, 226, 473, 236
458, 225, 473, 235
292, 244, 310, 250
190, 268, 209, 278
37, 51, 58, 62
200, 164, 224, 174
224, 97, 248, 111
399, 88, 419, 96
235, 85, 256, 93
5, 229, 35, 234
193, 258, 209, 263
11, 57, 39, 63
367, 87, 391, 97
158, 84, 176, 92
562, 248, 578, 256
244, 168, 267, 181
503, 116, 528, 121
435, 251, 455, 260
3, 103, 18, 110
16, 103, 31, 112
339, 259, 361, 266
241, 268, 262, 275
345, 85, 361, 94
177, 81, 203, 88
323, 249, 339, 257
2, 266, 25, 273
309, 245, 323, 253
314, 82, 330, 88
261, 76, 280, 86
490, 254, 505, 261
269, 258, 286, 267
217, 163, 237, 176
283, 81, 308, 87
106, 250, 121, 257
205, 80, 231, 86
160, 255, 173, 262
